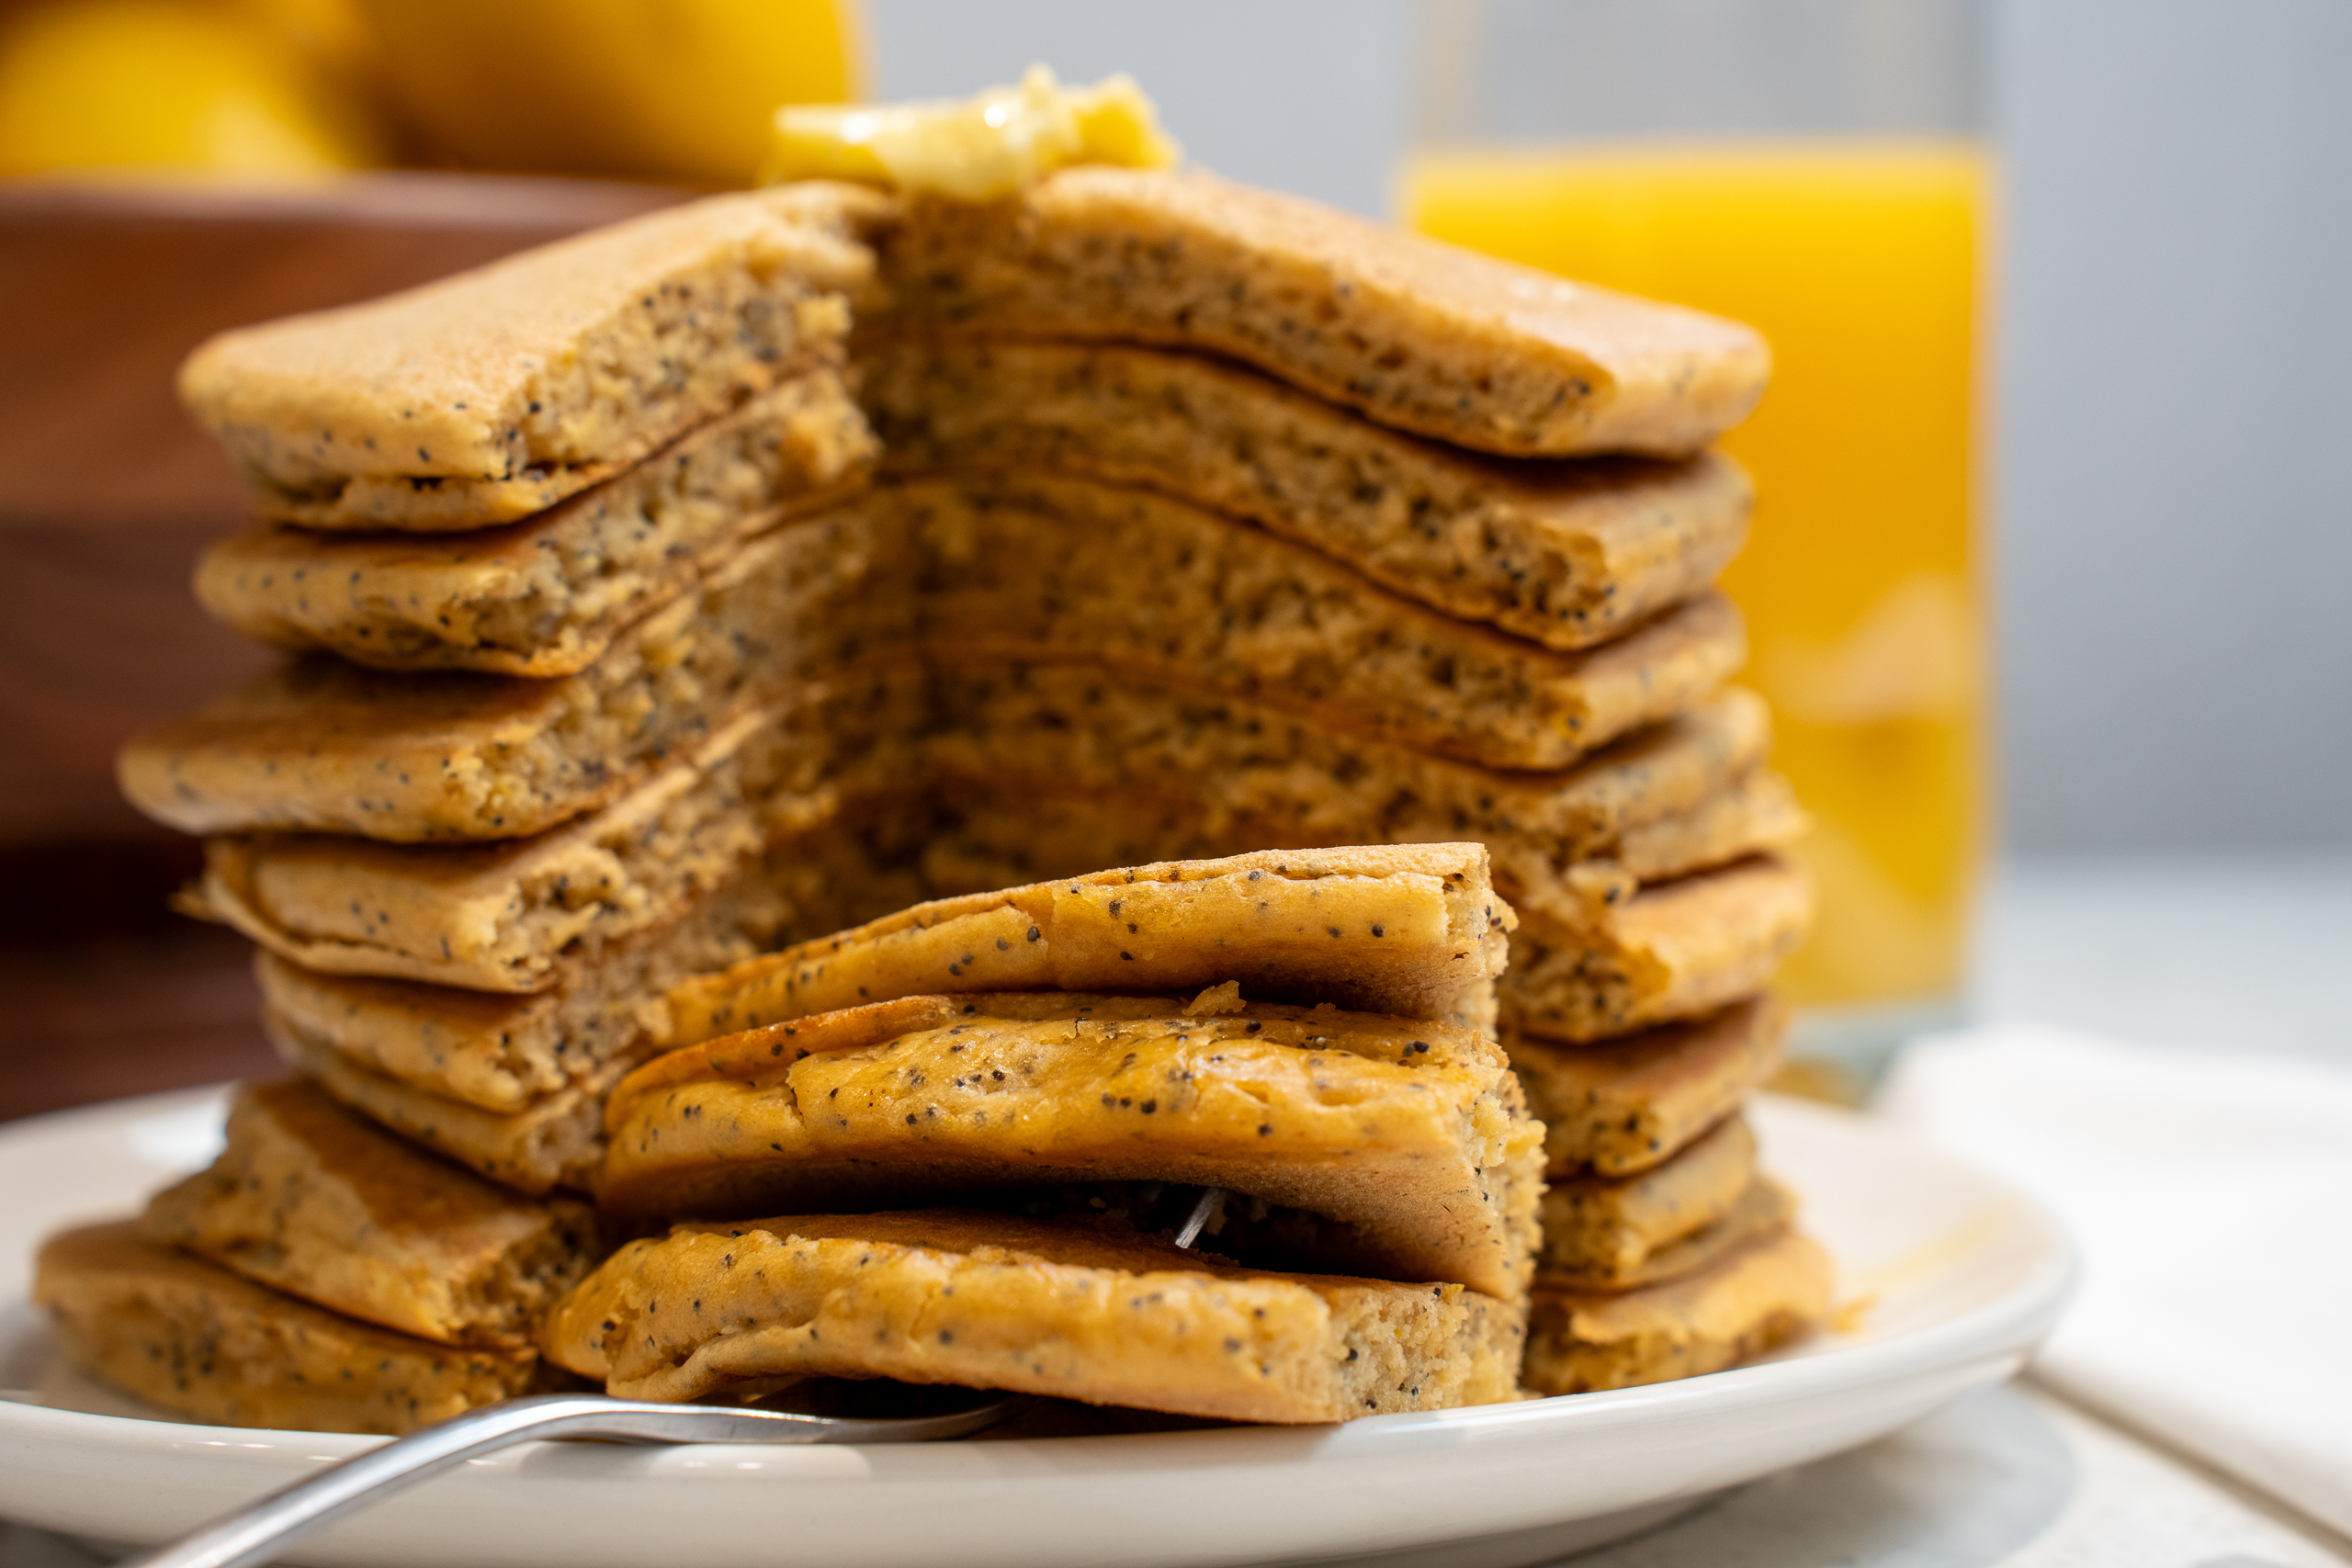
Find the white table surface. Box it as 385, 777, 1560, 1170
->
10, 852, 2348, 1567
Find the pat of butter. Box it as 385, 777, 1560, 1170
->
762, 64, 1178, 201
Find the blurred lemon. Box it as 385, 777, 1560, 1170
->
0, 0, 385, 176
356, 0, 861, 186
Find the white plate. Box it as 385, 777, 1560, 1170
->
0, 1089, 2071, 1568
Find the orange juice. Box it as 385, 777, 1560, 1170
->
1401, 141, 1990, 1019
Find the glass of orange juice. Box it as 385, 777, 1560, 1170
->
1399, 0, 1991, 1086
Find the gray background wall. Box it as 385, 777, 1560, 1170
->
865, 0, 2352, 854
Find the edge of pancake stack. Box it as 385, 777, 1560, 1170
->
41, 146, 1829, 1432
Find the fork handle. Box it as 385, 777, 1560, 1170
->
117, 1393, 956, 1568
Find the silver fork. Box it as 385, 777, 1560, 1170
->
124, 1187, 1228, 1568
117, 1390, 1023, 1568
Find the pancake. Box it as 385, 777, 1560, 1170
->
889, 475, 1745, 773
1509, 997, 1787, 1178
179, 183, 882, 529
861, 337, 1751, 650
119, 508, 894, 844
663, 841, 1512, 1046
601, 992, 1544, 1302
918, 813, 1803, 1038
541, 1209, 1523, 1422
931, 675, 1781, 885
914, 674, 1803, 933
1502, 856, 1813, 1043
1521, 1228, 1831, 1394
1555, 1178, 1800, 1293
187, 702, 850, 993
902, 812, 1806, 1045
192, 371, 877, 676
1535, 1113, 1756, 1284
252, 834, 910, 1113
269, 1011, 635, 1194
34, 1222, 548, 1434
142, 1079, 599, 1348
871, 165, 1768, 457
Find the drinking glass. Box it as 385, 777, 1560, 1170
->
1399, 0, 1992, 1088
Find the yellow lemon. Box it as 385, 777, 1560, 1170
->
356, 0, 860, 186
0, 0, 383, 176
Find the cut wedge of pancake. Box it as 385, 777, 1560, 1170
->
143, 1079, 599, 1348
34, 1222, 548, 1434
541, 1209, 1523, 1422
863, 337, 1751, 650
603, 991, 1543, 1301
1535, 1113, 1757, 1285
179, 183, 883, 529
1521, 1228, 1830, 1395
1503, 856, 1813, 1043
1509, 996, 1787, 1178
664, 842, 1512, 1046
193, 372, 877, 676
871, 165, 1769, 457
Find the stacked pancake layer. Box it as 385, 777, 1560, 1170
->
53, 164, 1830, 1428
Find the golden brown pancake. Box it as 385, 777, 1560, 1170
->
35, 1222, 548, 1434
1509, 996, 1788, 1177
143, 1079, 598, 1347
601, 990, 1543, 1301
1521, 1228, 1830, 1394
862, 336, 1749, 650
870, 165, 1769, 457
179, 183, 880, 528
542, 1208, 1522, 1422
193, 371, 876, 675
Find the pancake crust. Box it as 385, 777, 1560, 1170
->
142, 1079, 598, 1348
1521, 1228, 1831, 1394
602, 991, 1544, 1301
193, 372, 877, 676
872, 165, 1769, 457
1509, 996, 1788, 1178
862, 337, 1751, 650
664, 842, 1511, 1045
542, 1209, 1524, 1422
34, 1222, 546, 1434
180, 183, 883, 528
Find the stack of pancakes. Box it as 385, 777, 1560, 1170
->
45, 164, 1826, 1427
544, 842, 1543, 1422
